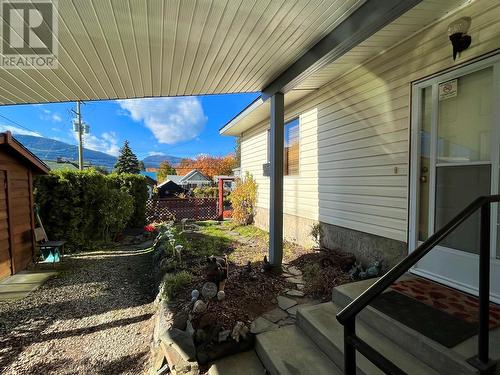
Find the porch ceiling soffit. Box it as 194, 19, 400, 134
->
220, 0, 469, 136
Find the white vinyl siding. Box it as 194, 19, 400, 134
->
239, 0, 500, 243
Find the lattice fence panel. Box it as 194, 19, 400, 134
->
146, 198, 219, 222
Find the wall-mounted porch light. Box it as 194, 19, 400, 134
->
448, 17, 472, 60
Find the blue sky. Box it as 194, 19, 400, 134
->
0, 93, 258, 159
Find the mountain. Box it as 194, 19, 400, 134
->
14, 134, 117, 170
142, 154, 183, 169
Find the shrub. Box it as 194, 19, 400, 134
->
230, 173, 257, 225
107, 173, 148, 227
192, 186, 218, 198
34, 169, 137, 250
162, 271, 192, 300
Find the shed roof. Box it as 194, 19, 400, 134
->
0, 132, 50, 174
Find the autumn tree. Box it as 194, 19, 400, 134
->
174, 154, 237, 179
157, 161, 177, 183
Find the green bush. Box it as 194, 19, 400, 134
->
107, 173, 148, 227
162, 271, 192, 300
192, 186, 218, 198
34, 169, 138, 251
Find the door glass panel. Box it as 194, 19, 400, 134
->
437, 67, 493, 163
418, 86, 432, 241
435, 165, 491, 253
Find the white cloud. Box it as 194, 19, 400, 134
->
40, 109, 63, 123
75, 130, 120, 156
117, 97, 207, 145
0, 124, 41, 137
148, 151, 165, 156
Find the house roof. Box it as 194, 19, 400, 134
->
0, 132, 50, 174
140, 171, 158, 183
180, 169, 211, 183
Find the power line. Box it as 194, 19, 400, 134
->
0, 112, 39, 134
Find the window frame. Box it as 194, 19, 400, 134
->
266, 117, 300, 177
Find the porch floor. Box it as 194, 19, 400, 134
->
0, 270, 58, 301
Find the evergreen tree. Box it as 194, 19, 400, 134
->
114, 140, 140, 174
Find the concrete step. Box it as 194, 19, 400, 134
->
255, 325, 342, 375
208, 350, 266, 375
332, 279, 479, 375
297, 302, 441, 375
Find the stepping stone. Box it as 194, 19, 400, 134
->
296, 283, 305, 291
277, 296, 297, 310
250, 317, 278, 334
278, 317, 296, 327
287, 266, 302, 276
285, 277, 304, 285
286, 289, 305, 298
287, 304, 300, 317
262, 308, 288, 323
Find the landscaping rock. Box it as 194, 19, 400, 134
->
285, 289, 305, 298
172, 310, 188, 331
285, 276, 304, 285
218, 329, 231, 343
250, 317, 278, 334
202, 282, 218, 299
278, 317, 296, 327
277, 296, 297, 310
287, 266, 302, 276
193, 300, 207, 314
261, 308, 288, 323
160, 328, 196, 361
286, 305, 300, 317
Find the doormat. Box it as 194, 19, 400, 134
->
391, 278, 500, 329
370, 291, 478, 348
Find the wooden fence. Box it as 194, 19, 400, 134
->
146, 198, 219, 222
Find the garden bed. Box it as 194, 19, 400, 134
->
148, 220, 352, 374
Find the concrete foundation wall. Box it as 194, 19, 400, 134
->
254, 207, 316, 249
321, 222, 407, 271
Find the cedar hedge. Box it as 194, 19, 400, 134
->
34, 169, 148, 251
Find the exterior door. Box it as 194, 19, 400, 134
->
0, 170, 12, 280
409, 55, 500, 303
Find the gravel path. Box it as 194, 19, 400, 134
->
0, 247, 155, 375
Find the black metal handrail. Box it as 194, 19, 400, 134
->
336, 195, 500, 375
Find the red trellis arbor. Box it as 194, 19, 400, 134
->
216, 176, 237, 220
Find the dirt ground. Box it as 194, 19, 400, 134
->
0, 247, 155, 375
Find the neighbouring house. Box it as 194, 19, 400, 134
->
140, 171, 158, 198
166, 169, 212, 190
157, 179, 186, 198
0, 132, 49, 280
221, 0, 500, 305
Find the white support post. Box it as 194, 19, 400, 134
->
269, 92, 284, 267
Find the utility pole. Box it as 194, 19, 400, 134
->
71, 101, 84, 170
76, 101, 83, 171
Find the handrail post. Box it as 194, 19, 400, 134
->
468, 203, 497, 374
344, 318, 356, 375
479, 203, 490, 364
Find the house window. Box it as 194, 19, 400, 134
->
266, 118, 300, 176
284, 118, 299, 175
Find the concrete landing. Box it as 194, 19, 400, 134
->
0, 270, 57, 301
208, 351, 266, 375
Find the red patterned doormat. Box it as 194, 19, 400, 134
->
391, 278, 500, 329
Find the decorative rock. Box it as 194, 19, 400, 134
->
172, 310, 188, 330
277, 296, 297, 311
285, 289, 305, 298
217, 290, 225, 301
193, 300, 207, 314
285, 276, 304, 285
296, 283, 305, 291
250, 317, 278, 334
287, 266, 302, 276
231, 321, 249, 342
191, 289, 200, 300
194, 329, 208, 344
185, 320, 195, 337
202, 282, 218, 299
218, 329, 231, 343
261, 308, 288, 323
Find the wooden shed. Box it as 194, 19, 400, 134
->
0, 132, 49, 280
